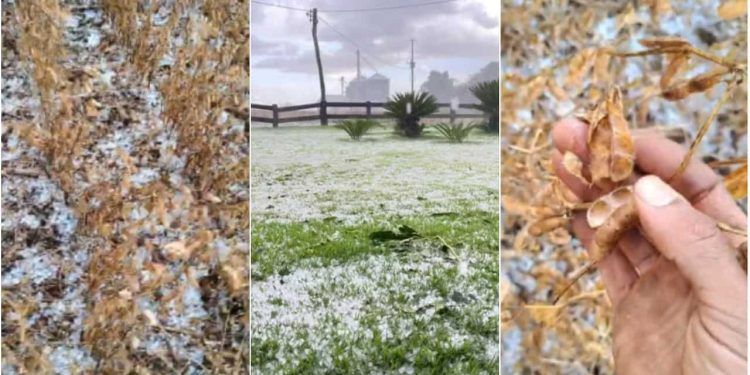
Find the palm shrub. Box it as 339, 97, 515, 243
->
335, 119, 381, 140
433, 122, 482, 143
470, 80, 499, 132
383, 91, 438, 138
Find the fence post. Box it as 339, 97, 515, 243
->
366, 101, 371, 118
320, 100, 328, 126
272, 104, 279, 128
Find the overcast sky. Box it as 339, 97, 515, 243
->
251, 0, 499, 104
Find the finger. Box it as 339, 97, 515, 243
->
552, 117, 590, 163
618, 229, 659, 276
634, 137, 747, 232
634, 175, 746, 306
572, 213, 637, 307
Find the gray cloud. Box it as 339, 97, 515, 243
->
251, 0, 498, 75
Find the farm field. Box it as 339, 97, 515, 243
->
2, 1, 248, 373
251, 125, 499, 373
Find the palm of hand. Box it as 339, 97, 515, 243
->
613, 256, 746, 374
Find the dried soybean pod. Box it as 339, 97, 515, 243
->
590, 198, 639, 261
662, 69, 727, 101
587, 199, 613, 229
587, 94, 614, 190
640, 37, 691, 49
562, 151, 588, 184
660, 53, 688, 89
554, 196, 638, 304
528, 216, 568, 236
606, 88, 635, 182
687, 69, 726, 92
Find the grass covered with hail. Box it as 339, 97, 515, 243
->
251, 125, 499, 373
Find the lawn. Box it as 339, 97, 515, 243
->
251, 124, 499, 374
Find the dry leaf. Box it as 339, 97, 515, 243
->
143, 310, 159, 326
718, 0, 747, 20
163, 240, 191, 261
524, 304, 562, 325
725, 162, 748, 199
85, 98, 100, 118
220, 264, 245, 294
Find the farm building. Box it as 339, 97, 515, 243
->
345, 73, 389, 102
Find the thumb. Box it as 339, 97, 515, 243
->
634, 175, 745, 302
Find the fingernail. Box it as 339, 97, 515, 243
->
635, 176, 679, 207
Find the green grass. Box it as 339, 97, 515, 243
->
251, 209, 499, 281
251, 125, 499, 374
251, 209, 499, 374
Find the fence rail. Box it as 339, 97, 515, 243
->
251, 101, 484, 127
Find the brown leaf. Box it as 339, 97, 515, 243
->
718, 0, 747, 20
163, 240, 191, 261
524, 304, 563, 326
725, 161, 748, 199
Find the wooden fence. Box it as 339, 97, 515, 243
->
251, 101, 485, 127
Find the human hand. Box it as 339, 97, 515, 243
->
551, 118, 747, 374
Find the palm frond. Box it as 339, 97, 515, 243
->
335, 119, 382, 140
433, 122, 482, 143
470, 80, 499, 132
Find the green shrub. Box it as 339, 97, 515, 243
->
470, 80, 499, 132
383, 91, 439, 138
335, 119, 382, 140
433, 122, 482, 143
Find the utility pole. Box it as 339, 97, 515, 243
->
356, 49, 361, 79
308, 8, 327, 125
340, 76, 345, 95
410, 39, 415, 93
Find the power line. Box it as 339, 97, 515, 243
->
252, 0, 458, 13
317, 16, 381, 73
318, 15, 409, 72
251, 0, 307, 12
318, 0, 459, 13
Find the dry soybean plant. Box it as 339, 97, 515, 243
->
3, 0, 248, 372
501, 0, 747, 372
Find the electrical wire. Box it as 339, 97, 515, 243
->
318, 0, 459, 13
252, 0, 459, 13
251, 0, 307, 12
318, 15, 410, 72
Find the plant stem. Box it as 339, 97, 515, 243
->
669, 81, 738, 182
